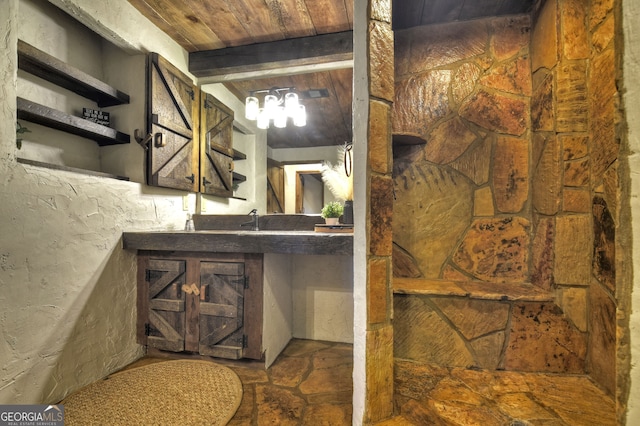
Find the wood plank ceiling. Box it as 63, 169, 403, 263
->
127, 0, 537, 149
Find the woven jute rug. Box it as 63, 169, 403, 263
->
62, 359, 243, 425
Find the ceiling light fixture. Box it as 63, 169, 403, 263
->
245, 87, 306, 129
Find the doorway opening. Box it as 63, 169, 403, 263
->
295, 171, 324, 214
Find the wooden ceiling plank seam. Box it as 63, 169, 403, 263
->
182, 0, 254, 47
128, 0, 199, 51
131, 0, 226, 51
189, 31, 353, 78
310, 71, 350, 142
344, 0, 354, 30
329, 68, 353, 133
304, 0, 351, 34
223, 0, 287, 43
295, 72, 335, 134
264, 0, 316, 39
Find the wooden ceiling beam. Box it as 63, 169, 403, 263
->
189, 31, 353, 83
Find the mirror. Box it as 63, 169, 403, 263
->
224, 69, 353, 150
223, 70, 353, 213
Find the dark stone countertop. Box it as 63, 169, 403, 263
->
122, 229, 353, 255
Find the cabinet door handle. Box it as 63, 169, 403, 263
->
154, 132, 165, 147
180, 283, 200, 295
200, 285, 206, 301
191, 283, 200, 296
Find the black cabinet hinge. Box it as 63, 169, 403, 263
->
144, 323, 151, 336
244, 276, 249, 289
242, 334, 248, 348
145, 269, 151, 281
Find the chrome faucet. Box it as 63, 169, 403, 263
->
240, 209, 259, 231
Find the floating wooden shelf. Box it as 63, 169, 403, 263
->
233, 149, 246, 160
232, 172, 246, 183
18, 39, 130, 107
17, 97, 131, 146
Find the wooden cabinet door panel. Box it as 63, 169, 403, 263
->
200, 92, 234, 196
198, 261, 245, 359
267, 158, 285, 213
201, 149, 234, 197
147, 53, 199, 191
146, 259, 186, 352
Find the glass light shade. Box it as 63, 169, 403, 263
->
274, 107, 287, 128
257, 109, 270, 129
245, 96, 259, 120
284, 92, 299, 116
264, 94, 279, 118
293, 104, 306, 127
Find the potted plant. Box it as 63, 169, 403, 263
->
321, 201, 344, 225
16, 121, 30, 150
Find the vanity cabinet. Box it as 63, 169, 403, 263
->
136, 251, 263, 360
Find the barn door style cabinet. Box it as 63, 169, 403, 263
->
146, 53, 244, 197
136, 252, 263, 360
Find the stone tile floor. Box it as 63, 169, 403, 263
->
384, 360, 616, 426
227, 339, 353, 425
130, 339, 616, 425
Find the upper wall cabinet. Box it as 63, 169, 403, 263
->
200, 93, 235, 197
146, 53, 236, 196
146, 53, 199, 192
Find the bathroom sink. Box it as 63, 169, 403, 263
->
197, 229, 316, 235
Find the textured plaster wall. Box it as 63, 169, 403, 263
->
292, 255, 354, 343
0, 0, 264, 404
623, 0, 640, 422
262, 254, 293, 367
262, 253, 354, 367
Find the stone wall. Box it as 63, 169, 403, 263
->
392, 0, 621, 401
393, 15, 533, 283
530, 0, 619, 399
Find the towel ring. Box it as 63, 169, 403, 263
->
344, 143, 353, 177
